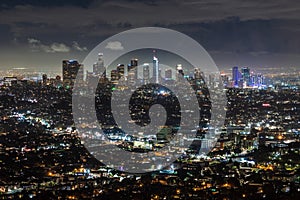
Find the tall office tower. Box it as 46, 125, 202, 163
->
62, 60, 83, 87
117, 64, 125, 79
93, 53, 104, 76
241, 67, 251, 86
130, 58, 138, 67
165, 69, 172, 80
110, 69, 118, 83
143, 63, 150, 84
128, 58, 138, 81
232, 66, 240, 87
153, 51, 159, 84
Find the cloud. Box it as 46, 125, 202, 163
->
28, 38, 39, 44
50, 43, 70, 53
1, 0, 300, 47
3, 0, 300, 35
0, 0, 95, 10
27, 38, 70, 53
27, 38, 89, 53
72, 41, 88, 51
105, 41, 124, 50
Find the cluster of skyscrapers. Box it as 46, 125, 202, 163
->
231, 66, 265, 88
61, 53, 265, 90
62, 52, 190, 88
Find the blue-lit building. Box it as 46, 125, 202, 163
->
232, 66, 240, 87
257, 73, 265, 86
241, 67, 251, 86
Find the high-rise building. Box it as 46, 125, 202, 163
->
257, 73, 264, 86
241, 67, 251, 86
143, 63, 150, 84
117, 64, 125, 79
110, 69, 118, 83
130, 58, 138, 68
153, 51, 159, 84
88, 54, 107, 87
232, 66, 240, 87
62, 60, 83, 87
93, 53, 104, 76
128, 58, 138, 82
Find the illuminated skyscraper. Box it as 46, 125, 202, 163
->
62, 60, 83, 87
232, 66, 240, 87
128, 58, 138, 82
93, 53, 104, 76
117, 64, 125, 79
241, 67, 251, 86
110, 69, 118, 84
257, 73, 264, 86
153, 50, 159, 84
130, 58, 138, 67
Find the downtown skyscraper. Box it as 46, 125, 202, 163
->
62, 60, 83, 87
153, 51, 159, 84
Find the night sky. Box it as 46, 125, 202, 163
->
1, 0, 300, 73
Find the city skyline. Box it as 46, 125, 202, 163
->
0, 1, 299, 199
1, 50, 299, 91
